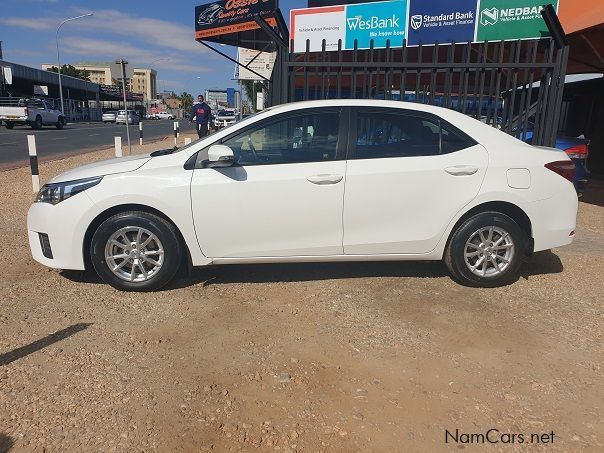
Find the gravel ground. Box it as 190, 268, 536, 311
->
0, 138, 602, 452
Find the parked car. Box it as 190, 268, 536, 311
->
102, 111, 117, 123
213, 109, 239, 129
0, 98, 65, 129
28, 100, 578, 291
144, 113, 158, 120
115, 110, 140, 125
155, 111, 175, 120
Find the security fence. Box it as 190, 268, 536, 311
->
280, 38, 569, 148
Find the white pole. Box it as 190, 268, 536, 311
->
184, 137, 191, 145
27, 135, 40, 193
139, 121, 143, 145
173, 121, 177, 146
118, 59, 131, 155
114, 136, 122, 157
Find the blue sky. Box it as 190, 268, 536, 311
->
0, 0, 305, 97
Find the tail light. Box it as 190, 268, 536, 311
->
564, 144, 589, 159
25, 107, 29, 115
545, 160, 575, 183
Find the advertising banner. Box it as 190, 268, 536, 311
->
237, 48, 276, 80
195, 0, 277, 39
476, 0, 558, 41
290, 5, 346, 52
407, 0, 477, 45
290, 0, 557, 53
33, 85, 49, 96
345, 1, 407, 49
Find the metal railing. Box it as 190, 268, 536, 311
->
279, 38, 569, 148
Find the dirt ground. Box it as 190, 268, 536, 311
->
0, 135, 603, 452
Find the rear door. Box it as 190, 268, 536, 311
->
343, 107, 488, 255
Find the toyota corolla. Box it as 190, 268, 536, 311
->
28, 100, 578, 291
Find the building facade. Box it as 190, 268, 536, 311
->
41, 63, 157, 101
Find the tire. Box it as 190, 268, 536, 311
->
5, 122, 14, 129
444, 211, 525, 287
56, 117, 65, 129
32, 115, 43, 130
90, 211, 182, 291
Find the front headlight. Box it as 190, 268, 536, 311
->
36, 176, 102, 205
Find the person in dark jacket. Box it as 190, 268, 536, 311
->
189, 94, 212, 138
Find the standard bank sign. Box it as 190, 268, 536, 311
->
345, 0, 407, 49
408, 0, 477, 45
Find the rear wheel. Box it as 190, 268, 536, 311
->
445, 212, 525, 287
5, 122, 14, 129
90, 211, 182, 291
56, 116, 65, 129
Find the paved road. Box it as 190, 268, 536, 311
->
0, 120, 197, 168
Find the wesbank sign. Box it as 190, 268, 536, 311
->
345, 1, 407, 49
289, 0, 559, 53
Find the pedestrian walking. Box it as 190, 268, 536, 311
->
189, 94, 212, 139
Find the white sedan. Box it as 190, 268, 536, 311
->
27, 100, 578, 291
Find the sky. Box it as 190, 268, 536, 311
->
0, 0, 305, 97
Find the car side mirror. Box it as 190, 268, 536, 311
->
206, 144, 234, 168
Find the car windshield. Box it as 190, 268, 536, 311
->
218, 110, 235, 116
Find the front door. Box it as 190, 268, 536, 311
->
190, 107, 348, 258
343, 107, 488, 255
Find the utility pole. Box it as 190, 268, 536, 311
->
116, 58, 131, 154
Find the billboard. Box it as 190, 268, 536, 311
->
237, 47, 276, 80
476, 0, 558, 41
345, 1, 407, 49
290, 0, 559, 52
407, 0, 477, 46
195, 0, 277, 39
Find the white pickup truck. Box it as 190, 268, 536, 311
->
0, 98, 65, 129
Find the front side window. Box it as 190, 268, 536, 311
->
221, 110, 340, 166
355, 109, 475, 159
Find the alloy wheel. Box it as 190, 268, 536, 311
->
464, 226, 515, 277
104, 226, 164, 282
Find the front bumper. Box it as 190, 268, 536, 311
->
27, 193, 98, 270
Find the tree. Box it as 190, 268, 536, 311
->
177, 92, 194, 112
241, 80, 264, 111
46, 64, 91, 81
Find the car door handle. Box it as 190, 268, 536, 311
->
444, 165, 479, 176
306, 174, 343, 185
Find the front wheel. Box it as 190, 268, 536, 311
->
444, 212, 525, 287
5, 122, 14, 129
56, 117, 65, 129
90, 211, 182, 291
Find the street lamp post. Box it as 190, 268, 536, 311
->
56, 13, 93, 116
144, 58, 169, 114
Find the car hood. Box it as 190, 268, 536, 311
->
49, 153, 152, 183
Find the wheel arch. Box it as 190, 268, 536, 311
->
445, 201, 533, 256
83, 203, 192, 272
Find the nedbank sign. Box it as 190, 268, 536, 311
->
477, 0, 558, 41
289, 0, 559, 52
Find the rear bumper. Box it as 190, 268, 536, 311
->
572, 158, 588, 193
524, 187, 578, 252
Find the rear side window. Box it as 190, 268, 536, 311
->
354, 109, 476, 159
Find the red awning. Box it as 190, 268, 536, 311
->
559, 0, 604, 73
